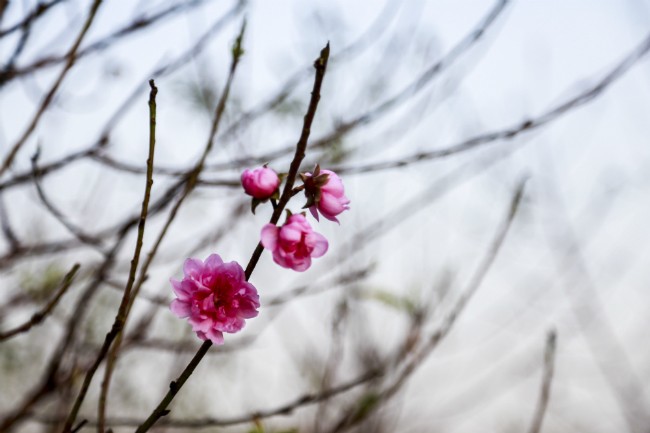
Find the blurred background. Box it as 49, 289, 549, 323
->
1, 0, 650, 432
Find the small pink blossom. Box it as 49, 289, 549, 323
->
261, 214, 328, 272
241, 166, 280, 199
303, 168, 350, 223
170, 254, 260, 345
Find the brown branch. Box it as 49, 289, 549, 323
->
0, 263, 79, 341
527, 330, 557, 433
0, 0, 104, 177
60, 80, 159, 433
134, 40, 330, 433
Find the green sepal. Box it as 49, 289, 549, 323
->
251, 197, 265, 214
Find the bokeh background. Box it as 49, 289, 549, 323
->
1, 0, 650, 432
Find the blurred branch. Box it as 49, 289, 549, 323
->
0, 0, 243, 194
203, 0, 510, 174
526, 330, 557, 433
267, 265, 373, 307
31, 149, 104, 249
0, 0, 222, 83
0, 0, 66, 37
0, 263, 79, 341
0, 191, 20, 251
336, 31, 650, 175
83, 0, 507, 181
34, 369, 382, 429
0, 0, 105, 177
0, 194, 138, 431
542, 162, 650, 432
326, 178, 527, 432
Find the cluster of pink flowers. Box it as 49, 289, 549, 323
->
242, 163, 349, 272
171, 163, 349, 344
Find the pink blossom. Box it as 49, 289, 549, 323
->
261, 214, 328, 272
241, 166, 280, 199
170, 254, 260, 345
304, 168, 350, 223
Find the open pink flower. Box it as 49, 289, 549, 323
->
241, 166, 280, 199
170, 254, 260, 345
303, 168, 350, 223
261, 214, 328, 272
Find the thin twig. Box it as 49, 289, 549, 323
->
527, 330, 557, 433
0, 264, 80, 341
60, 80, 158, 433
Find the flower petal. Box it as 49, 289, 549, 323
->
306, 231, 328, 258
205, 328, 224, 345
204, 254, 224, 271
170, 299, 191, 318
260, 224, 279, 250
183, 258, 203, 279
291, 256, 312, 272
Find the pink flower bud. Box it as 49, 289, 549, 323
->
260, 213, 328, 272
304, 168, 350, 223
241, 167, 280, 199
170, 254, 260, 345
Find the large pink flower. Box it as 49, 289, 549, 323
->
170, 254, 260, 345
261, 214, 328, 272
304, 168, 350, 223
241, 166, 280, 199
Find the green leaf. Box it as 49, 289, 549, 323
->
251, 198, 262, 214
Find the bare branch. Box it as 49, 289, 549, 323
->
526, 330, 557, 433
0, 0, 105, 176
0, 263, 80, 341
61, 79, 159, 433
